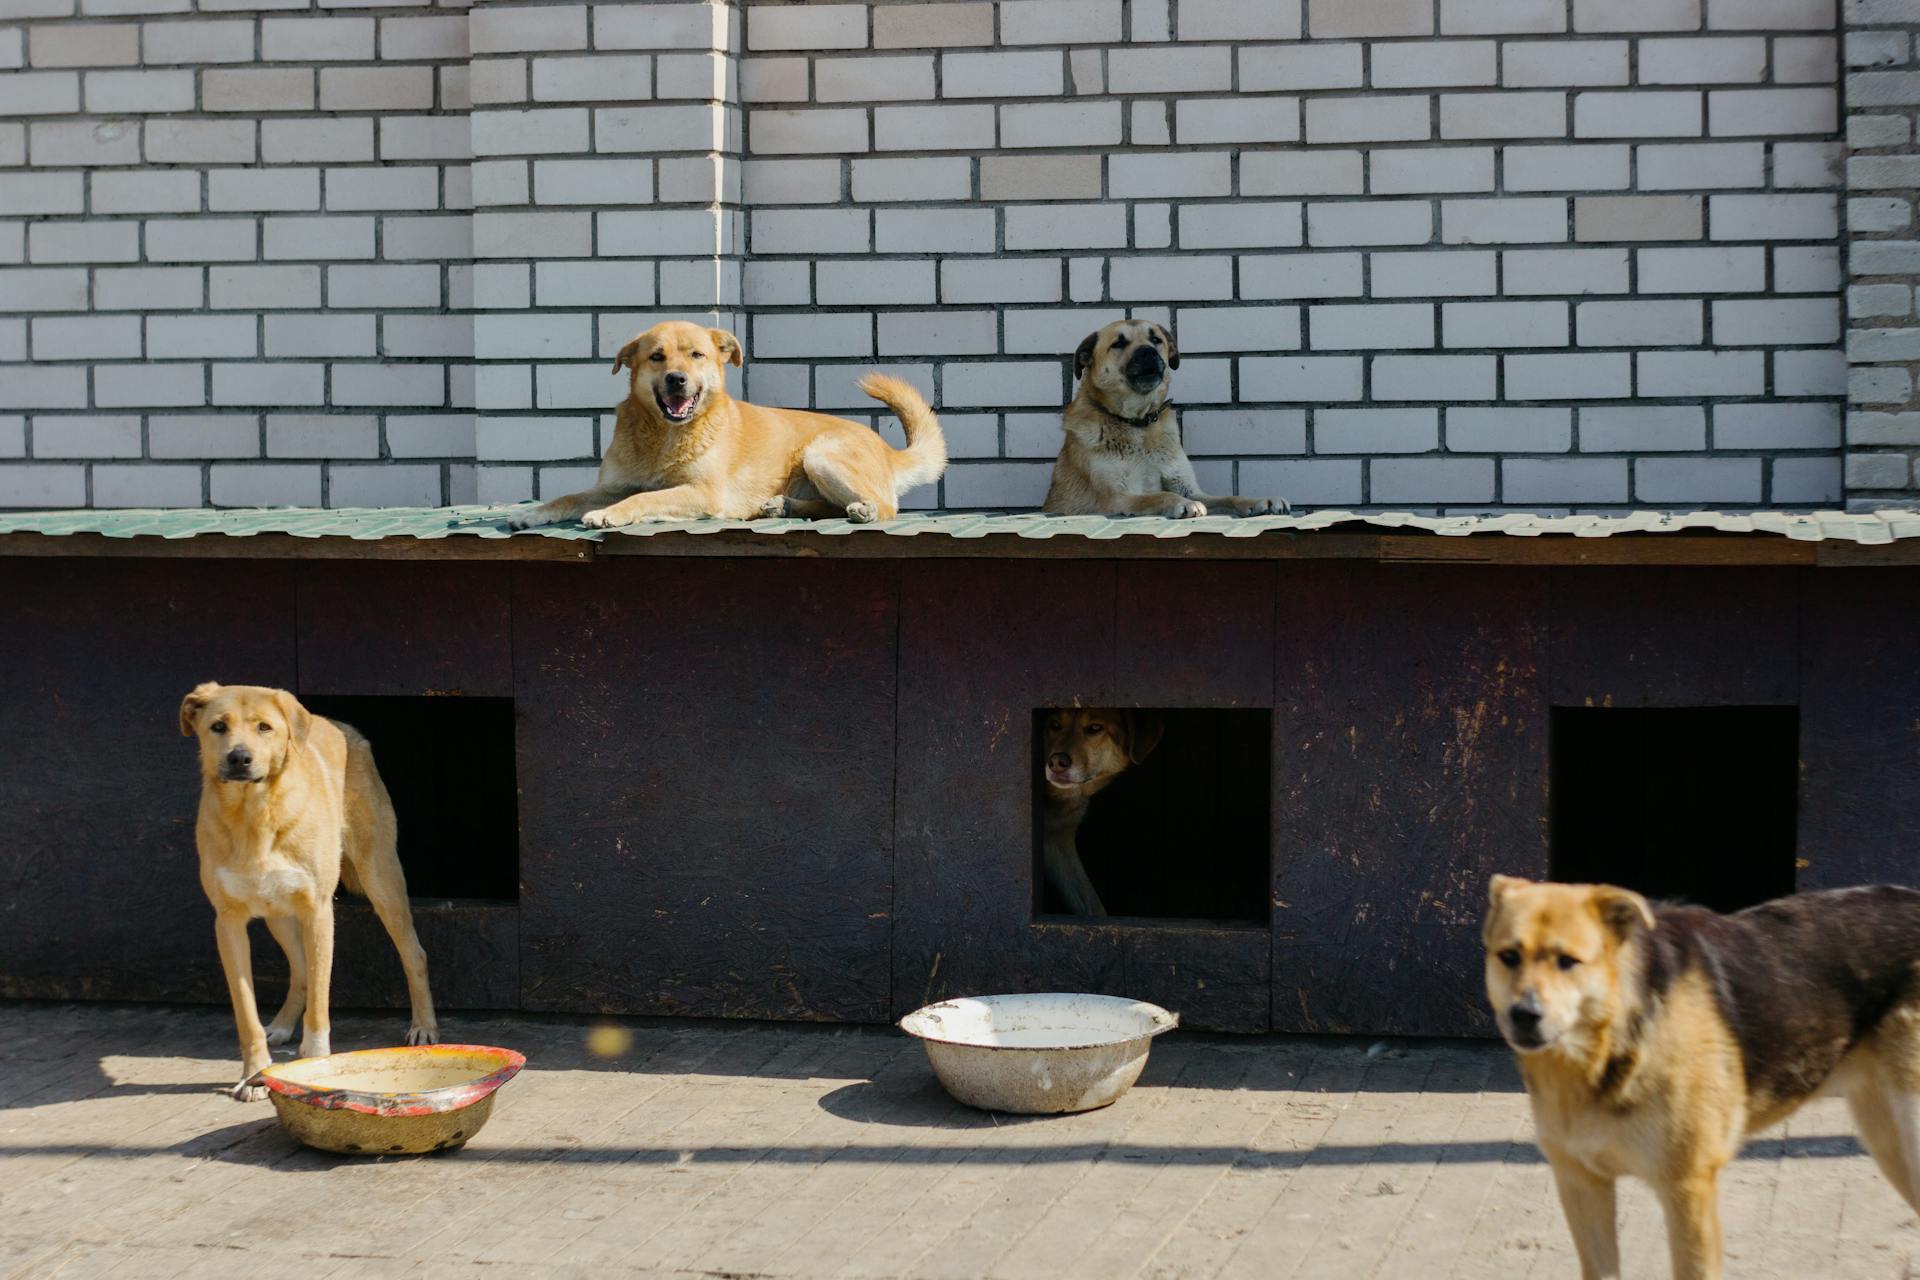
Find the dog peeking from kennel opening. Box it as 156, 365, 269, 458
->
1033, 708, 1272, 923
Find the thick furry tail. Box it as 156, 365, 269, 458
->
859, 372, 947, 495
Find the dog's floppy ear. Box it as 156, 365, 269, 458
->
1073, 331, 1100, 381
610, 335, 645, 375
709, 328, 744, 368
1122, 710, 1164, 765
1488, 874, 1531, 906
273, 689, 312, 746
1154, 323, 1180, 369
179, 682, 220, 737
1593, 885, 1655, 938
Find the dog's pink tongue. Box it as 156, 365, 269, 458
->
665, 395, 695, 417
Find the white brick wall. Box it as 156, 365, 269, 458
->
1844, 4, 1920, 507
0, 0, 1853, 512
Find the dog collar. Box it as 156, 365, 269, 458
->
1095, 400, 1174, 429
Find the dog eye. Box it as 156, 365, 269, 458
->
257, 722, 273, 734
1556, 954, 1580, 971
1111, 339, 1126, 349
649, 352, 665, 363
210, 721, 227, 734
1497, 949, 1520, 968
1085, 724, 1104, 735
1149, 332, 1164, 346
691, 351, 707, 360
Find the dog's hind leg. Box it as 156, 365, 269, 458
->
801, 437, 896, 524
1546, 1155, 1620, 1280
263, 914, 306, 1047
359, 861, 439, 1045
299, 896, 335, 1060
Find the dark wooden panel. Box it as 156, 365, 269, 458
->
1271, 563, 1548, 1037
1276, 928, 1496, 1038
893, 560, 1274, 1032
1548, 567, 1798, 707
0, 558, 296, 1002
243, 901, 520, 1014
296, 561, 513, 697
1798, 569, 1920, 890
512, 558, 899, 1022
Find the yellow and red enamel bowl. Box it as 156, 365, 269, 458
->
252, 1044, 525, 1155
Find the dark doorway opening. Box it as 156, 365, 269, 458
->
1033, 708, 1270, 924
1550, 706, 1798, 914
302, 695, 518, 901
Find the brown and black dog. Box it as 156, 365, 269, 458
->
1043, 318, 1286, 519
1485, 875, 1920, 1280
182, 683, 438, 1099
1039, 708, 1163, 916
508, 320, 945, 528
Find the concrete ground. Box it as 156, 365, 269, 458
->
2, 1002, 1915, 1279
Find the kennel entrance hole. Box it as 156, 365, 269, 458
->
1033, 707, 1270, 924
1549, 706, 1798, 914
300, 695, 519, 901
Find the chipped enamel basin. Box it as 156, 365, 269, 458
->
899, 993, 1178, 1115
253, 1044, 525, 1155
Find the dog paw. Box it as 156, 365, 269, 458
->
265, 1023, 298, 1047
758, 496, 789, 519
1165, 498, 1207, 519
227, 1077, 268, 1102
407, 1023, 440, 1047
844, 501, 878, 524
581, 507, 627, 529
506, 506, 556, 530
1236, 496, 1290, 516
298, 1031, 332, 1060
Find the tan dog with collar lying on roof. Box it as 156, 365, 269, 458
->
509, 320, 947, 528
1043, 318, 1287, 520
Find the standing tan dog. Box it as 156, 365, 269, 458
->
1040, 708, 1163, 916
181, 683, 438, 1100
1485, 875, 1920, 1280
1043, 319, 1286, 519
508, 320, 945, 528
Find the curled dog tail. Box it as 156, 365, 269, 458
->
859, 372, 948, 496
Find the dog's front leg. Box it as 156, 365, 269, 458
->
507, 486, 626, 530
214, 911, 271, 1100
1547, 1155, 1620, 1280
582, 484, 714, 528
1656, 1169, 1725, 1280
298, 898, 334, 1061
1043, 835, 1107, 917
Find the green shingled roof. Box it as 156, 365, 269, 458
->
0, 506, 1916, 544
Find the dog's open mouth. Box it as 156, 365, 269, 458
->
656, 390, 700, 423
218, 771, 265, 784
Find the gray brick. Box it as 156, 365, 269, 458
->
1577, 300, 1704, 346
1240, 252, 1365, 299
1580, 405, 1705, 451
875, 2, 994, 48
1243, 150, 1365, 195
1311, 303, 1435, 350
1503, 41, 1629, 86
1637, 245, 1765, 293
1373, 456, 1497, 502
1504, 352, 1633, 398
1309, 0, 1434, 37
1001, 0, 1123, 45
1440, 91, 1567, 138
1372, 147, 1494, 194
1238, 458, 1363, 504
1573, 0, 1701, 32
1372, 40, 1496, 87
1639, 36, 1766, 83
1443, 300, 1570, 346
1441, 197, 1567, 244
1449, 406, 1573, 450
1369, 250, 1497, 297
1371, 355, 1497, 400
1315, 407, 1439, 452
1240, 355, 1365, 400
1307, 95, 1431, 143
1503, 144, 1631, 191
1637, 142, 1765, 190
1306, 200, 1432, 246
1441, 0, 1566, 33
1575, 195, 1702, 241
1178, 0, 1303, 39
1716, 401, 1841, 449
1635, 457, 1763, 505
1239, 43, 1363, 91
1503, 457, 1628, 502
1636, 349, 1765, 395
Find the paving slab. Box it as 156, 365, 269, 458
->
1, 1002, 1916, 1279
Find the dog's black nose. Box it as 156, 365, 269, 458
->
225, 747, 252, 768
1047, 753, 1071, 772
1508, 1003, 1542, 1031
664, 371, 689, 393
